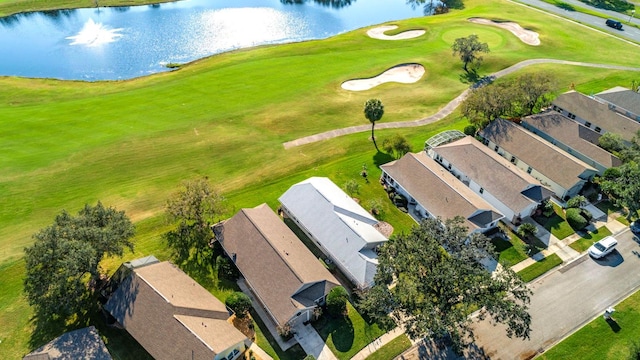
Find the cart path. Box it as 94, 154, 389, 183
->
282, 59, 640, 149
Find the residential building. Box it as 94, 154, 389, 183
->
594, 86, 640, 122
279, 177, 388, 289
429, 136, 553, 224
479, 118, 597, 200
103, 257, 249, 360
23, 326, 111, 360
522, 112, 622, 174
215, 203, 340, 329
380, 152, 503, 233
552, 90, 640, 142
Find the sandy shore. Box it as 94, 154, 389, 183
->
468, 18, 540, 46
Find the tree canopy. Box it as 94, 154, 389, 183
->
382, 134, 412, 159
461, 73, 556, 128
451, 35, 489, 73
165, 177, 226, 263
24, 202, 135, 321
358, 217, 531, 352
364, 99, 384, 152
600, 161, 640, 220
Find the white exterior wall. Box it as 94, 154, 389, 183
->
214, 340, 246, 360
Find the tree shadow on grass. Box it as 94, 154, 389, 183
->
373, 151, 394, 167
328, 315, 355, 352
313, 314, 355, 353
557, 2, 576, 11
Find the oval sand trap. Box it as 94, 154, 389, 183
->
341, 63, 425, 91
367, 25, 425, 40
468, 18, 540, 46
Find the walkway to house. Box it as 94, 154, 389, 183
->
351, 327, 418, 360
510, 209, 628, 272
282, 60, 640, 149
236, 279, 298, 351
293, 323, 338, 360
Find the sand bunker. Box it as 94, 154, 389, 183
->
468, 18, 540, 46
367, 25, 425, 40
341, 63, 425, 91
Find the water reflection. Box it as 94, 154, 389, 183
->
0, 0, 424, 80
281, 0, 356, 9
406, 0, 463, 14
66, 18, 124, 46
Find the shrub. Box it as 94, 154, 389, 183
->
304, 355, 317, 360
580, 208, 593, 222
216, 255, 240, 280
326, 286, 349, 317
464, 124, 477, 136
542, 201, 555, 217
225, 292, 252, 318
566, 195, 587, 209
566, 208, 588, 230
277, 322, 294, 340
517, 223, 538, 239
367, 198, 384, 216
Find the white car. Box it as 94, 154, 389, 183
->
588, 236, 618, 259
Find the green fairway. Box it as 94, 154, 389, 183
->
1, 0, 640, 358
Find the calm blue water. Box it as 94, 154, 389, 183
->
0, 0, 424, 80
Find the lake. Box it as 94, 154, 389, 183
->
0, 0, 425, 80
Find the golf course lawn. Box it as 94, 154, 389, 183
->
1, 0, 640, 358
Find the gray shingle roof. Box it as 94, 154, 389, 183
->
480, 119, 596, 189
219, 204, 339, 326
380, 152, 503, 231
553, 90, 640, 142
522, 112, 621, 169
23, 327, 111, 360
595, 86, 640, 118
433, 136, 546, 214
104, 261, 247, 360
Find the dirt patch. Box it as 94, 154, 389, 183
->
341, 63, 425, 91
232, 314, 256, 341
468, 18, 540, 46
374, 221, 394, 238
367, 25, 425, 40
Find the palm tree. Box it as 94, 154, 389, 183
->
364, 99, 384, 152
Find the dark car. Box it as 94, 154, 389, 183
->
631, 220, 640, 235
606, 19, 623, 30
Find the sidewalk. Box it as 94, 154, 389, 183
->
510, 211, 628, 273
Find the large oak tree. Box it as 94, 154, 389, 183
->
164, 177, 226, 263
358, 217, 532, 352
24, 202, 135, 321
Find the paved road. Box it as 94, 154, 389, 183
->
397, 229, 640, 360
472, 228, 640, 359
512, 0, 640, 43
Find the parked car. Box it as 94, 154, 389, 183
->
606, 19, 623, 30
588, 236, 618, 259
631, 220, 640, 236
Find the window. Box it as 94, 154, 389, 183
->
448, 163, 452, 170
585, 121, 591, 128
479, 187, 484, 194
527, 167, 533, 174
510, 156, 517, 164
567, 113, 576, 119
594, 126, 602, 133
494, 145, 499, 152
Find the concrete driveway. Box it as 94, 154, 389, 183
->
472, 229, 640, 359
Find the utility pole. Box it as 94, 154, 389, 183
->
629, 9, 636, 23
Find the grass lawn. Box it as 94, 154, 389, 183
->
491, 228, 544, 266
596, 200, 622, 217
517, 254, 563, 282
312, 302, 386, 360
569, 226, 613, 253
2, 0, 640, 357
539, 288, 640, 360
366, 334, 412, 360
535, 203, 575, 240
249, 309, 306, 360
617, 216, 630, 226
